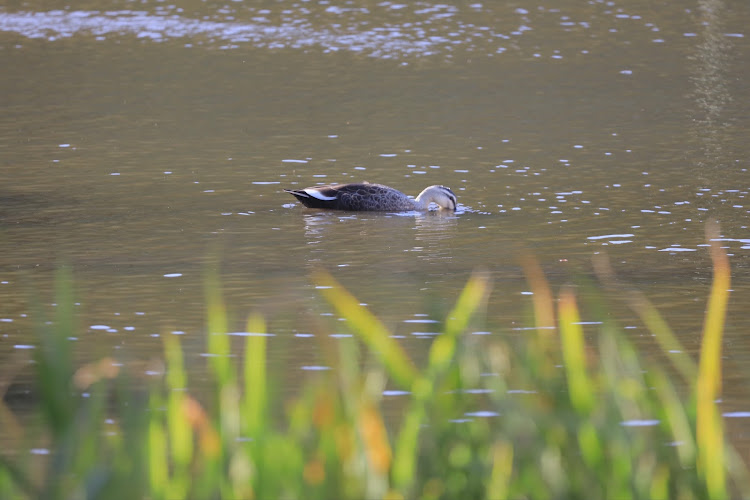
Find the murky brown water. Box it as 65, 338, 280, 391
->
2, 0, 750, 452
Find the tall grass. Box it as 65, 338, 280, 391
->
0, 223, 747, 499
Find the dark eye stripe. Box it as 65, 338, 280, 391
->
437, 186, 456, 202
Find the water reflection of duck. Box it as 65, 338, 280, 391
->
284, 183, 457, 211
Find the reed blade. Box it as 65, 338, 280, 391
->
428, 270, 491, 371
558, 287, 594, 414
314, 271, 417, 390
696, 221, 730, 499
520, 255, 556, 331
204, 266, 232, 385
243, 313, 268, 435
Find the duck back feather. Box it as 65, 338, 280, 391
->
285, 183, 420, 211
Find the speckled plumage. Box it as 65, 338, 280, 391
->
284, 183, 457, 211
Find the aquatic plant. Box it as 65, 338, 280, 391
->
0, 223, 746, 499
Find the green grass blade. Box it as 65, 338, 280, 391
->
487, 441, 514, 499
558, 287, 594, 414
648, 370, 696, 467
0, 455, 39, 499
592, 253, 696, 383
314, 270, 417, 390
442, 270, 492, 338
164, 336, 192, 497
393, 273, 491, 493
243, 313, 267, 435
520, 255, 556, 331
148, 392, 169, 500
391, 398, 426, 490
32, 265, 76, 435
629, 292, 696, 383
428, 271, 491, 372
53, 264, 77, 345
204, 266, 232, 386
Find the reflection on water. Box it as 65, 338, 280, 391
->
301, 212, 336, 242
690, 0, 733, 175
413, 211, 458, 263
299, 209, 459, 265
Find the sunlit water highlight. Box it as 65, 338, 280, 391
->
0, 7, 528, 58
3, 2, 742, 60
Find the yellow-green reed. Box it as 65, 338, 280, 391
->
592, 253, 697, 383
243, 313, 267, 436
697, 222, 731, 500
314, 270, 418, 390
558, 287, 595, 415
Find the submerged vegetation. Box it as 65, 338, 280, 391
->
0, 223, 747, 499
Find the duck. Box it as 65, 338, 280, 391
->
284, 183, 457, 211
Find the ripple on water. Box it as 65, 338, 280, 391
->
658, 247, 697, 252
464, 410, 501, 418
300, 365, 331, 371
227, 331, 275, 337
621, 419, 660, 427
0, 3, 670, 60
724, 412, 750, 418
383, 390, 410, 396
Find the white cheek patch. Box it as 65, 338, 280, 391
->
305, 189, 338, 201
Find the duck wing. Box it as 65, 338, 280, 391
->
284, 184, 351, 209
285, 183, 415, 211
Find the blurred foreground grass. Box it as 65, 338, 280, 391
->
0, 223, 747, 499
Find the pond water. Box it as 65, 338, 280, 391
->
2, 0, 750, 452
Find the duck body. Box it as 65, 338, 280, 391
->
284, 183, 457, 211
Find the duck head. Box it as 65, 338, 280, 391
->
415, 185, 457, 210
